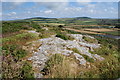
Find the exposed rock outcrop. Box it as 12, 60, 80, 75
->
28, 34, 104, 78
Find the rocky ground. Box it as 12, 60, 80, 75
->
27, 33, 104, 78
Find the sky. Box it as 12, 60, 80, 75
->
1, 2, 119, 20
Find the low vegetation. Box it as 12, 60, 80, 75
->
2, 21, 41, 37
2, 32, 39, 45
83, 36, 97, 43
101, 31, 120, 36
41, 54, 78, 78
2, 21, 40, 78
56, 32, 74, 40
2, 59, 34, 79
72, 48, 94, 63
41, 35, 120, 78
1, 18, 120, 78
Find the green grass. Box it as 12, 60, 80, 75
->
2, 32, 39, 45
2, 18, 119, 78
2, 44, 27, 61
2, 60, 34, 79
101, 31, 120, 36
56, 32, 74, 40
41, 54, 64, 76
77, 54, 120, 78
82, 54, 94, 63
71, 48, 80, 53
65, 29, 81, 34
20, 62, 34, 78
83, 36, 97, 43
77, 36, 120, 78
2, 21, 40, 34
39, 23, 65, 26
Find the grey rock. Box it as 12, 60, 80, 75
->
28, 34, 105, 78
73, 53, 87, 65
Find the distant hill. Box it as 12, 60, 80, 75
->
25, 17, 57, 20
24, 17, 91, 21
3, 17, 119, 26
75, 17, 91, 19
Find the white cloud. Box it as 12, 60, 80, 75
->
11, 12, 16, 15
44, 10, 52, 14
36, 2, 68, 10
104, 9, 108, 12
90, 9, 94, 13
6, 12, 16, 16
87, 4, 95, 8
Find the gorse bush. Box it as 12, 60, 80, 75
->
20, 62, 34, 79
2, 22, 30, 34
2, 44, 34, 78
2, 21, 40, 34
2, 44, 27, 61
2, 59, 34, 79
56, 33, 68, 40
56, 32, 74, 40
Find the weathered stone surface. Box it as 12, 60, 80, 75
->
28, 30, 39, 35
28, 34, 104, 78
93, 54, 105, 61
34, 73, 43, 78
73, 53, 87, 65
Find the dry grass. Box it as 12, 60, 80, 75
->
43, 54, 79, 78
84, 28, 116, 32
